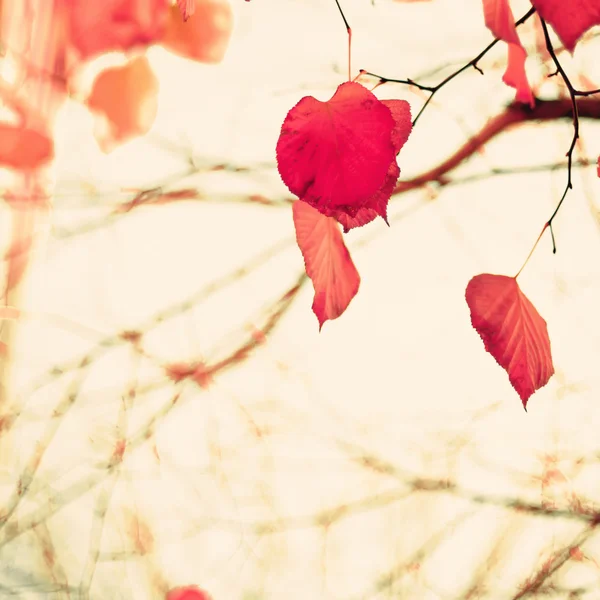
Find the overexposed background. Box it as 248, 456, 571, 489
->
2, 0, 600, 598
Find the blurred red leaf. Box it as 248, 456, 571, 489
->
482, 0, 534, 106
86, 55, 159, 152
465, 274, 554, 408
66, 0, 169, 60
166, 586, 213, 600
177, 0, 196, 21
532, 0, 600, 52
0, 124, 53, 171
277, 82, 399, 229
293, 200, 360, 329
161, 0, 233, 64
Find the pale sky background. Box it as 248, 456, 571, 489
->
2, 0, 600, 598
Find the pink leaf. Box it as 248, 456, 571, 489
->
465, 273, 554, 409
531, 0, 600, 52
293, 200, 360, 329
482, 0, 534, 106
277, 82, 396, 221
381, 99, 412, 155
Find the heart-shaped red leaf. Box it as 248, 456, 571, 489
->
531, 0, 600, 52
466, 273, 554, 408
482, 0, 534, 106
293, 200, 360, 329
277, 82, 395, 219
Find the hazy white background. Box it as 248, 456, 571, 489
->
2, 0, 600, 598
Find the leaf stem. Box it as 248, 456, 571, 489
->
515, 223, 548, 280
333, 0, 352, 81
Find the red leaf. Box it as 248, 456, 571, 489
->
532, 0, 600, 52
66, 0, 169, 60
177, 0, 196, 21
277, 82, 396, 224
166, 586, 213, 600
161, 0, 233, 64
465, 274, 554, 408
334, 100, 411, 231
293, 200, 360, 329
482, 0, 534, 106
381, 99, 412, 155
0, 124, 53, 171
86, 55, 159, 152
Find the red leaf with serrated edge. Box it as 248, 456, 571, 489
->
166, 586, 212, 600
382, 99, 412, 154
0, 124, 53, 171
65, 0, 169, 60
482, 0, 534, 106
293, 200, 360, 329
277, 82, 396, 226
86, 55, 159, 152
177, 0, 196, 21
531, 0, 600, 52
162, 0, 233, 63
466, 274, 554, 409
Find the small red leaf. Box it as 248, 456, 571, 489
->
0, 124, 53, 171
466, 274, 554, 408
166, 586, 212, 600
161, 0, 233, 64
277, 82, 396, 220
86, 55, 159, 152
293, 200, 360, 329
531, 0, 600, 52
66, 0, 169, 60
482, 0, 534, 106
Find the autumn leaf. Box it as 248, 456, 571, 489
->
482, 0, 534, 106
335, 99, 412, 231
86, 55, 159, 152
66, 0, 169, 60
531, 0, 600, 52
161, 0, 233, 64
166, 586, 213, 600
277, 82, 401, 229
293, 200, 360, 329
465, 273, 554, 408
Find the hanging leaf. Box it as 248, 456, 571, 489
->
277, 82, 399, 227
0, 124, 53, 171
86, 55, 159, 152
66, 0, 169, 60
482, 0, 534, 106
161, 0, 233, 64
293, 200, 360, 329
335, 99, 412, 231
531, 0, 600, 52
466, 273, 554, 408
